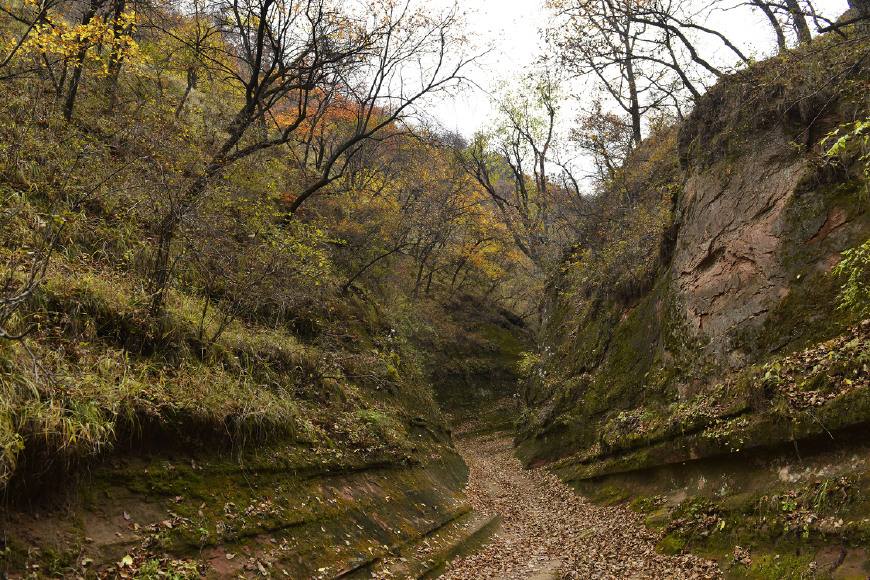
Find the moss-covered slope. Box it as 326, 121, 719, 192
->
518, 31, 870, 575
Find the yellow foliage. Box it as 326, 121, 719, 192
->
23, 11, 142, 74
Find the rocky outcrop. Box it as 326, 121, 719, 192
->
518, 29, 870, 576
674, 123, 863, 367
522, 33, 869, 455
675, 130, 801, 359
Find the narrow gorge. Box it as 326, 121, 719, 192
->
1, 0, 868, 579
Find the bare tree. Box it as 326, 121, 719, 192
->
749, 0, 862, 46
785, 0, 813, 43
751, 0, 787, 51
284, 1, 474, 216
464, 134, 540, 264
549, 0, 752, 144
148, 0, 472, 317
550, 0, 648, 145
147, 0, 369, 317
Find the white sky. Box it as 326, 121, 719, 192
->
428, 0, 551, 137
426, 0, 850, 138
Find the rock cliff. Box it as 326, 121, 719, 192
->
518, 33, 870, 574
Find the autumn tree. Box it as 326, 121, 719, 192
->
284, 1, 474, 216
311, 125, 529, 312
146, 0, 369, 317
570, 101, 635, 186
0, 0, 64, 78
146, 0, 473, 318
13, 0, 142, 117
461, 74, 579, 269
144, 0, 224, 117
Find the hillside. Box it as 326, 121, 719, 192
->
517, 31, 870, 576
0, 0, 530, 575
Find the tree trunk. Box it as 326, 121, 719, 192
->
104, 0, 127, 113
175, 68, 197, 118
63, 65, 84, 120
147, 170, 213, 317
413, 258, 426, 298
785, 0, 812, 44
148, 214, 176, 318
147, 105, 259, 317
752, 0, 787, 51
63, 0, 103, 120
623, 39, 642, 146
424, 268, 435, 295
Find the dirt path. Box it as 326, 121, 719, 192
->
440, 434, 721, 580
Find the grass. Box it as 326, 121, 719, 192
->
0, 245, 445, 492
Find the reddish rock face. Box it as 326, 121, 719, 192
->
671, 124, 862, 367
673, 127, 801, 364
